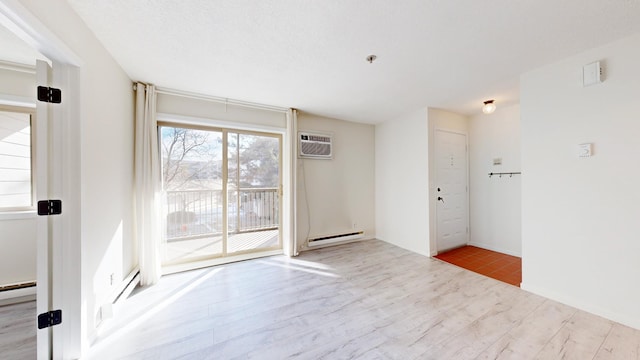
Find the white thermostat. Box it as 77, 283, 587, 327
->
578, 143, 592, 158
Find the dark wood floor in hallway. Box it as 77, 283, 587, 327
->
435, 245, 522, 286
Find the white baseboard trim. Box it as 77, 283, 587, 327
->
111, 268, 140, 305
468, 241, 521, 257
91, 268, 142, 345
0, 286, 36, 306
375, 237, 430, 257
521, 282, 640, 330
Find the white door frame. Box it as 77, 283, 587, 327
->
0, 1, 82, 358
35, 59, 52, 360
432, 128, 470, 255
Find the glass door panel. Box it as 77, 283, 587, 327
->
227, 132, 280, 254
160, 126, 223, 264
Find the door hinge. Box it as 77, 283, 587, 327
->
38, 310, 62, 329
37, 86, 62, 104
37, 200, 62, 216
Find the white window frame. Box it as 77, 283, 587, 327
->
0, 104, 36, 213
157, 120, 284, 266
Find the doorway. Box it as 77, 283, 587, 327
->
434, 129, 469, 253
1, 5, 84, 357
0, 23, 51, 359
159, 123, 282, 267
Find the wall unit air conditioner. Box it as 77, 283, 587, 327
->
298, 132, 332, 159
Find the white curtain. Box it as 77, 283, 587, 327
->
134, 82, 162, 286
286, 108, 299, 257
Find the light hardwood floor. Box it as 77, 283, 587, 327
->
4, 240, 640, 359
0, 300, 36, 359
87, 240, 640, 359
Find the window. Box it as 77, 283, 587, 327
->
159, 123, 282, 265
0, 106, 35, 211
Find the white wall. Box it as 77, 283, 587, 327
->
0, 67, 34, 99
157, 93, 286, 129
427, 108, 469, 255
297, 112, 375, 251
469, 104, 521, 256
428, 108, 469, 133
521, 33, 640, 330
19, 0, 135, 349
375, 108, 430, 255
0, 67, 36, 288
0, 214, 36, 286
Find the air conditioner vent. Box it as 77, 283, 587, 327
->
298, 132, 332, 159
301, 141, 331, 156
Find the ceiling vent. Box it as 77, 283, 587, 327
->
298, 132, 333, 159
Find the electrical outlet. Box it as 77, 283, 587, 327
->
101, 303, 113, 320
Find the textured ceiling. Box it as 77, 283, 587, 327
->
66, 0, 640, 123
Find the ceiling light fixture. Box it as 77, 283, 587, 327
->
482, 100, 496, 114
366, 55, 377, 64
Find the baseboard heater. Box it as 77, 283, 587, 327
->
307, 231, 365, 247
0, 281, 36, 292
0, 281, 37, 304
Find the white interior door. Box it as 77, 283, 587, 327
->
435, 130, 468, 253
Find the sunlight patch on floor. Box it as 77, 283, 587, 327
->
163, 230, 279, 263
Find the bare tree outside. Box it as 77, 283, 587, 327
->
160, 127, 221, 238
160, 126, 280, 241
161, 127, 220, 191
161, 129, 279, 190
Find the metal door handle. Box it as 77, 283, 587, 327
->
437, 196, 444, 203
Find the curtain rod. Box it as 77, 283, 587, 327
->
133, 82, 289, 114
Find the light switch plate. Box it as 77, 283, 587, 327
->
578, 143, 592, 158
583, 61, 602, 87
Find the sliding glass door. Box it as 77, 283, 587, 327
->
159, 124, 281, 266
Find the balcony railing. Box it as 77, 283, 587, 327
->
165, 188, 279, 240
